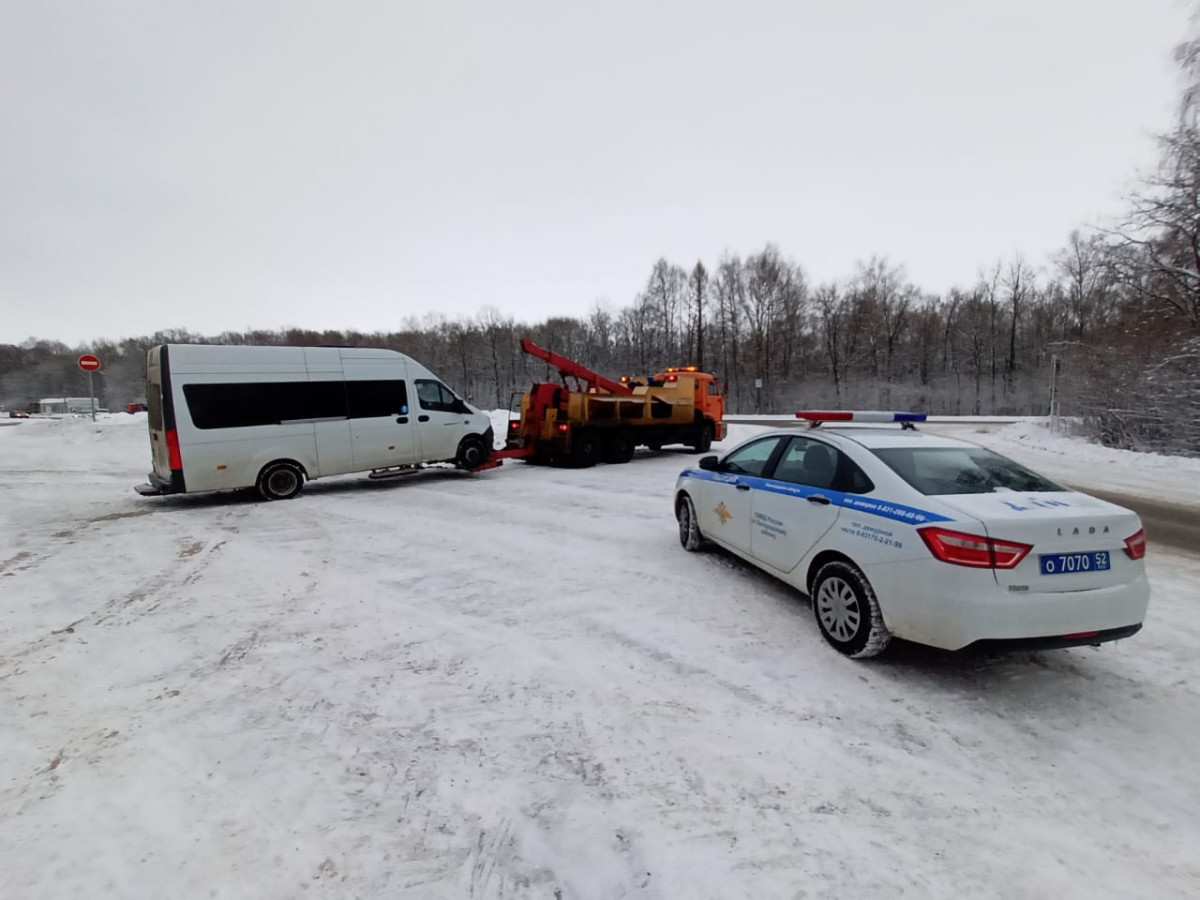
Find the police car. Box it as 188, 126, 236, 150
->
674, 412, 1149, 658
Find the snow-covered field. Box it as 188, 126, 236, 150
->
2, 416, 1198, 899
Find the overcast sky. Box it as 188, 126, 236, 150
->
0, 0, 1192, 346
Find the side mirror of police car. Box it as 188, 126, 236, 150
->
699, 455, 720, 471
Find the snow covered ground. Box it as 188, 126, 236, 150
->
2, 415, 1198, 899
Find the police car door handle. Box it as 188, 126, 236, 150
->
736, 483, 751, 491
395, 416, 409, 424
418, 415, 430, 422
807, 495, 831, 505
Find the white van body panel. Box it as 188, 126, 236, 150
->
144, 344, 493, 497
340, 352, 419, 470
304, 347, 354, 477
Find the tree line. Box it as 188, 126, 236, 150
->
1, 226, 1194, 456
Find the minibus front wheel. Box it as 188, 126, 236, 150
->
455, 435, 490, 470
257, 461, 305, 501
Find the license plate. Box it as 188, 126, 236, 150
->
1039, 550, 1110, 576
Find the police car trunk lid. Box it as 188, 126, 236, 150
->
933, 492, 1142, 593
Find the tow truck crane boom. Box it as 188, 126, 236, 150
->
520, 338, 632, 396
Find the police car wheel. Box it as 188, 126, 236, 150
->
676, 494, 705, 551
812, 561, 891, 658
257, 461, 304, 501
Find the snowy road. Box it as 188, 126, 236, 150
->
2, 416, 1198, 899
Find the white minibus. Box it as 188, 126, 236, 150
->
136, 344, 494, 500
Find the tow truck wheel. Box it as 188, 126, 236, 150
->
690, 423, 714, 453
455, 435, 489, 470
571, 430, 601, 468
676, 494, 705, 551
257, 461, 304, 501
603, 431, 635, 464
811, 561, 891, 658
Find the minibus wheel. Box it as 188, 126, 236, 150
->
455, 435, 489, 470
257, 461, 304, 500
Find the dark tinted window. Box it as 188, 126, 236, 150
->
416, 379, 461, 412
721, 437, 783, 477
347, 380, 408, 418
183, 382, 347, 429
872, 447, 1064, 495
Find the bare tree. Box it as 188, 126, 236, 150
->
688, 261, 708, 369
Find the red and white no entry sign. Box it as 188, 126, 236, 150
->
78, 354, 101, 372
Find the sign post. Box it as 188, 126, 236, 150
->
78, 355, 102, 422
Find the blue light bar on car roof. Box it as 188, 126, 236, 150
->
795, 411, 928, 423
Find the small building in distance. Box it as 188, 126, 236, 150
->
38, 397, 95, 415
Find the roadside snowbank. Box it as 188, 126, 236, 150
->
982, 420, 1200, 505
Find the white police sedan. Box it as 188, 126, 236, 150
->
674, 412, 1150, 658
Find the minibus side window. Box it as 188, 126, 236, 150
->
183, 382, 346, 429
347, 380, 408, 419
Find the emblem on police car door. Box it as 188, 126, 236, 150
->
714, 502, 733, 525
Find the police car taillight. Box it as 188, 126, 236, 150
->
918, 526, 1032, 569
1123, 528, 1147, 560
796, 411, 927, 424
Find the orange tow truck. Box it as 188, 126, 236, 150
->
489, 339, 727, 468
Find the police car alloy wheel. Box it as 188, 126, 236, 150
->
812, 561, 891, 658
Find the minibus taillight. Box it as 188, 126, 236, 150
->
166, 429, 182, 470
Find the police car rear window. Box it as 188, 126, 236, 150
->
871, 447, 1064, 495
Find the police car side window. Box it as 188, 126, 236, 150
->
838, 457, 875, 494
722, 437, 783, 477
772, 437, 875, 494
772, 437, 837, 489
